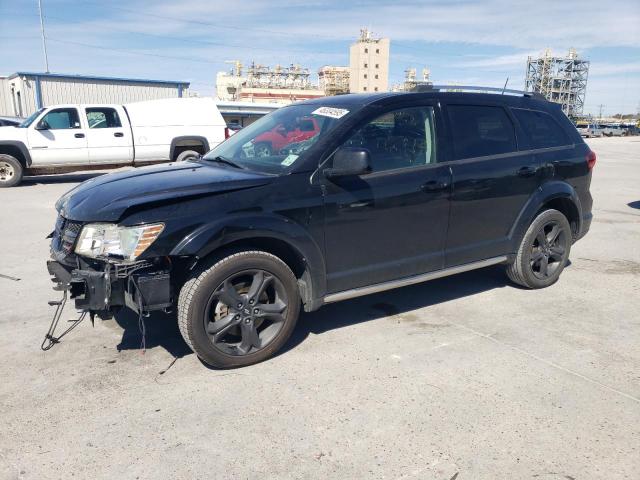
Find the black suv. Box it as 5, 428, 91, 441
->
47, 87, 594, 368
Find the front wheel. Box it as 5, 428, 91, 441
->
178, 250, 300, 368
0, 154, 23, 188
506, 209, 572, 289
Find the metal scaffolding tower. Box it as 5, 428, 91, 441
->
525, 49, 589, 116
245, 62, 314, 90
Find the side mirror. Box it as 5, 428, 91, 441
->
324, 147, 371, 178
276, 126, 287, 135
35, 120, 50, 130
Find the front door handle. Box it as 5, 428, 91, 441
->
74, 133, 85, 138
114, 132, 124, 137
421, 180, 448, 192
517, 166, 537, 177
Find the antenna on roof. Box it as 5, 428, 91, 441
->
501, 77, 509, 95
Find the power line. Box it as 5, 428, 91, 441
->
46, 37, 221, 65
78, 0, 344, 40
37, 13, 335, 57
76, 0, 439, 55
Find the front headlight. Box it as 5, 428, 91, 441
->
75, 223, 165, 261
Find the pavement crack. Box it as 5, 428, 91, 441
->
450, 322, 640, 405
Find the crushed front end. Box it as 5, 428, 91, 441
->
47, 215, 173, 320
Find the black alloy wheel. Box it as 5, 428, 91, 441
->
529, 220, 568, 279
204, 270, 288, 356
178, 250, 300, 368
506, 209, 572, 289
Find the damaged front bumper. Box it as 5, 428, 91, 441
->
47, 257, 172, 317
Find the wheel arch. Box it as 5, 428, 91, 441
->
509, 180, 583, 250
0, 141, 32, 167
169, 136, 210, 161
170, 215, 327, 311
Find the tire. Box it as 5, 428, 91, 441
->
175, 149, 201, 162
178, 250, 300, 368
254, 142, 272, 157
506, 209, 572, 289
0, 154, 23, 188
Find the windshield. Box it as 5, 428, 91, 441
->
203, 104, 350, 174
18, 108, 45, 128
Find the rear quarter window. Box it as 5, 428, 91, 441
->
512, 108, 570, 149
447, 104, 517, 160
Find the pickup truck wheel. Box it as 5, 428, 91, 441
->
506, 209, 572, 289
175, 149, 201, 162
254, 142, 272, 157
0, 154, 23, 188
178, 250, 300, 368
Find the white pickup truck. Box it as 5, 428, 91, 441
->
0, 97, 228, 187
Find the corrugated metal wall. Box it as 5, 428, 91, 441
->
0, 78, 13, 117
0, 75, 187, 117
39, 77, 182, 108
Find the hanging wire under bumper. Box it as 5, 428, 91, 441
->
41, 291, 87, 351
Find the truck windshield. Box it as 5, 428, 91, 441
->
18, 108, 45, 128
203, 104, 350, 174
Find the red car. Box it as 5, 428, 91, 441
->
253, 117, 320, 156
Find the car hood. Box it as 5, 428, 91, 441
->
56, 161, 274, 222
0, 126, 25, 140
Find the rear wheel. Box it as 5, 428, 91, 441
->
175, 149, 201, 162
0, 154, 23, 188
178, 250, 300, 368
506, 209, 572, 289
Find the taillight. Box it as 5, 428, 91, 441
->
224, 127, 230, 139
586, 150, 596, 170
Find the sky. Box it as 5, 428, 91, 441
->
1, 0, 639, 116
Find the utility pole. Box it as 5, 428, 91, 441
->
597, 104, 604, 120
37, 0, 50, 73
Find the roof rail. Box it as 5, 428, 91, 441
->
411, 84, 546, 100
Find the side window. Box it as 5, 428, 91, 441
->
447, 105, 516, 160
40, 108, 81, 130
341, 106, 437, 173
86, 108, 122, 129
512, 109, 569, 149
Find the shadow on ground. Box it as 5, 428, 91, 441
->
628, 200, 640, 210
20, 172, 107, 186
111, 265, 512, 363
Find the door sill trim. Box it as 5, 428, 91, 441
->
323, 256, 508, 304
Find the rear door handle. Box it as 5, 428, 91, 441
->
74, 133, 85, 138
517, 166, 537, 177
114, 132, 124, 137
421, 180, 449, 192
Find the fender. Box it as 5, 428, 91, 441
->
0, 140, 32, 167
508, 180, 583, 251
170, 213, 327, 310
169, 136, 210, 160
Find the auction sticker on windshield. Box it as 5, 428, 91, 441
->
312, 107, 349, 119
281, 154, 299, 166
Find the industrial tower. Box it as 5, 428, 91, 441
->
525, 49, 590, 116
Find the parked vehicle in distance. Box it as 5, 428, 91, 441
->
227, 122, 243, 134
0, 98, 227, 187
252, 116, 320, 156
600, 124, 624, 137
0, 116, 22, 127
621, 124, 639, 136
576, 123, 604, 138
47, 86, 594, 368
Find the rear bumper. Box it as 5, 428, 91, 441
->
47, 258, 172, 316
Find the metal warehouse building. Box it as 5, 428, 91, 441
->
0, 72, 190, 118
